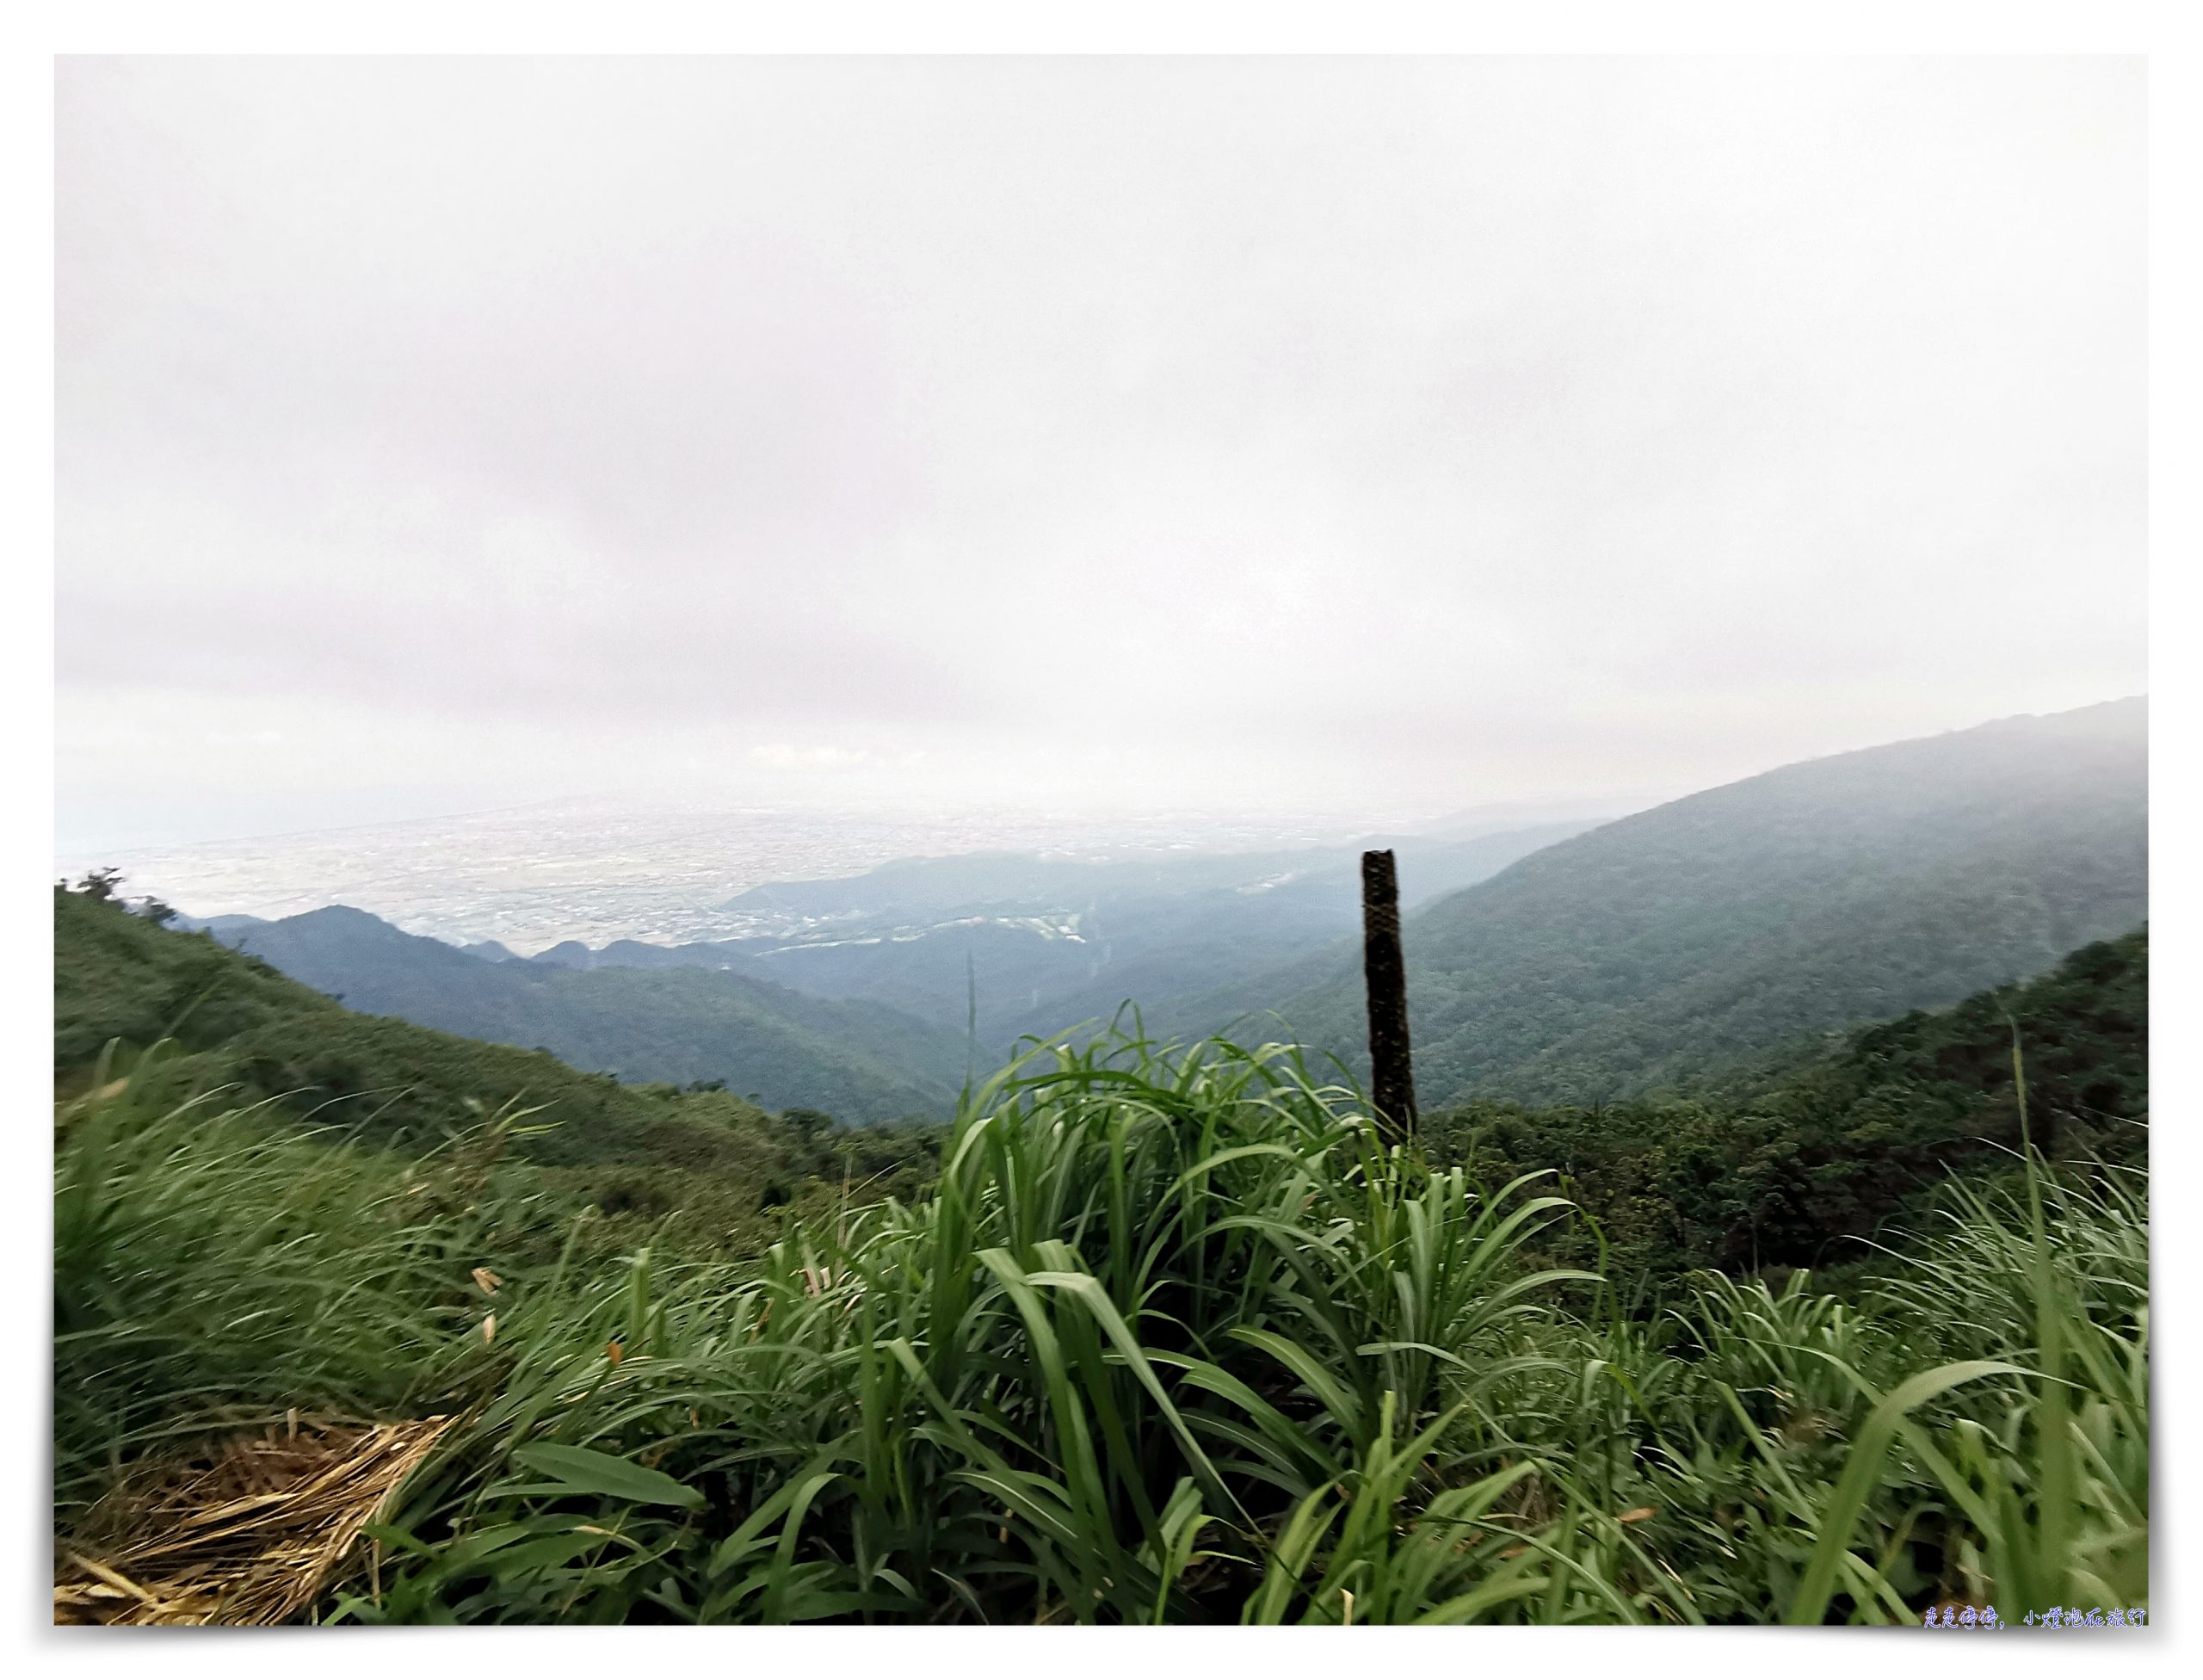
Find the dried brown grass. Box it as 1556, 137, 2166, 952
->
54, 1413, 455, 1626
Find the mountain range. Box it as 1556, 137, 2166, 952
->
1198, 697, 2148, 1105
162, 697, 2144, 1121
502, 819, 1599, 1047
205, 905, 969, 1121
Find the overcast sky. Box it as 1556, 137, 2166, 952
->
56, 56, 2144, 853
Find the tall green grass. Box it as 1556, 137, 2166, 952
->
53, 1031, 2146, 1624
52, 1042, 568, 1512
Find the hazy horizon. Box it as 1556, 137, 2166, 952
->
52, 691, 2143, 863
53, 692, 2144, 956
58, 58, 2145, 855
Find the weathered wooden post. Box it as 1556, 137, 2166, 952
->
1360, 849, 1418, 1147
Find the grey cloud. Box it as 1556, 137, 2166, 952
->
57, 56, 2145, 845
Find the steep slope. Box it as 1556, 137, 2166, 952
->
1230, 699, 2147, 1105
214, 905, 968, 1121
55, 886, 947, 1260
55, 886, 777, 1173
1429, 927, 2148, 1280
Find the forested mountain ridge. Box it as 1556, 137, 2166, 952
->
55, 885, 943, 1262
1205, 699, 2146, 1106
1430, 926, 2146, 1282
57, 885, 776, 1173
197, 904, 972, 1121
121, 701, 2144, 1115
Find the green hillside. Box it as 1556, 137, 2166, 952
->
212, 905, 971, 1122
54, 887, 941, 1242
47, 711, 2154, 1627
1426, 927, 2147, 1282
54, 966, 2147, 1624
1220, 699, 2146, 1105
